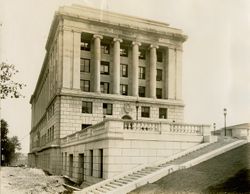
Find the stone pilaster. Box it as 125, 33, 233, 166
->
165, 47, 176, 99
149, 44, 158, 98
112, 38, 123, 94
72, 31, 81, 90
176, 49, 183, 100
61, 30, 81, 90
62, 30, 72, 89
93, 35, 103, 93
131, 41, 141, 96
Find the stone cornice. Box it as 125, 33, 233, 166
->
59, 88, 185, 107
30, 144, 60, 153
59, 13, 187, 43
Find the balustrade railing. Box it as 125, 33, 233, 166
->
169, 123, 203, 135
123, 120, 161, 132
61, 121, 107, 145
61, 119, 207, 145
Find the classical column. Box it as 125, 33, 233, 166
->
113, 38, 123, 94
131, 41, 141, 96
149, 44, 158, 98
93, 35, 103, 93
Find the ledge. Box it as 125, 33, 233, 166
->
59, 88, 185, 107
30, 144, 60, 153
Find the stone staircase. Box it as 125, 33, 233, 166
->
75, 138, 247, 194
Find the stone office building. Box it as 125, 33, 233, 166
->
28, 5, 210, 184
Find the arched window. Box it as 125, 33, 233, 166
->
122, 115, 132, 120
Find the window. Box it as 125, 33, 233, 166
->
80, 39, 91, 51
64, 152, 67, 171
139, 67, 146, 79
101, 43, 110, 54
81, 124, 92, 130
156, 69, 162, 81
82, 101, 92, 114
157, 50, 163, 62
78, 154, 84, 181
141, 106, 150, 118
51, 126, 54, 141
81, 34, 91, 51
69, 154, 73, 177
120, 84, 128, 95
90, 150, 93, 176
120, 46, 128, 57
101, 61, 110, 75
80, 58, 90, 73
120, 64, 128, 77
47, 128, 51, 142
139, 86, 146, 97
100, 82, 109, 94
103, 103, 112, 115
139, 49, 146, 59
156, 88, 162, 99
47, 103, 54, 120
99, 149, 103, 178
80, 80, 90, 92
159, 108, 167, 119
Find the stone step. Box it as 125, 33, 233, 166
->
109, 181, 124, 187
131, 174, 144, 178
115, 180, 128, 185
119, 178, 134, 182
96, 187, 108, 193
101, 185, 113, 191
135, 171, 150, 176
141, 168, 158, 172
92, 189, 104, 194
167, 140, 236, 165
105, 183, 118, 188
146, 166, 163, 171
124, 175, 138, 180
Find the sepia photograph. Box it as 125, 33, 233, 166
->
1, 0, 250, 193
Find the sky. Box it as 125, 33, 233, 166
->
1, 0, 250, 153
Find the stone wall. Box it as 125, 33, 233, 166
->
60, 119, 207, 183
59, 94, 184, 138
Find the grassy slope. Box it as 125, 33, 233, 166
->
129, 143, 250, 194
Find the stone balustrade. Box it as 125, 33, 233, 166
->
61, 119, 211, 146
169, 123, 204, 135
61, 121, 107, 145
123, 120, 161, 132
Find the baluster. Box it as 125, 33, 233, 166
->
124, 122, 127, 129
127, 121, 130, 130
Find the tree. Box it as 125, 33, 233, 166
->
1, 119, 22, 166
1, 119, 9, 164
0, 62, 26, 99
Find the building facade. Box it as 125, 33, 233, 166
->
28, 5, 211, 184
